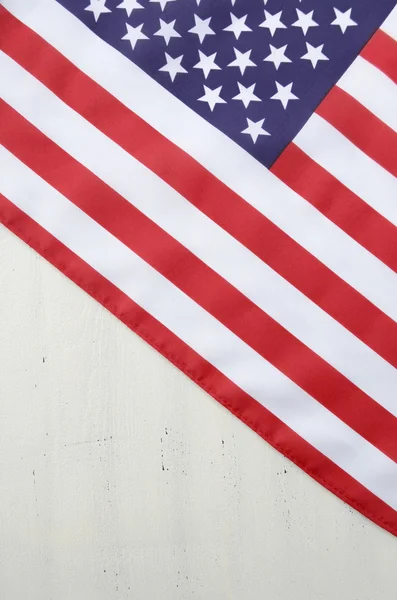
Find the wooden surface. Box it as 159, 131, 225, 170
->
1, 224, 397, 600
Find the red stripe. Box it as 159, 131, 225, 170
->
4, 100, 397, 464
1, 192, 397, 538
1, 8, 397, 372
361, 29, 397, 85
271, 143, 397, 274
317, 85, 397, 178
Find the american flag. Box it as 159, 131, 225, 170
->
0, 0, 396, 536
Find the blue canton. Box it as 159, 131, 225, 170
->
57, 0, 396, 166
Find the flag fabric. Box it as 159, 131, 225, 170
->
0, 0, 396, 536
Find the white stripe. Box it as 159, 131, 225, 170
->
381, 5, 397, 41
2, 51, 397, 419
1, 144, 397, 511
5, 0, 397, 328
295, 113, 397, 229
338, 56, 397, 132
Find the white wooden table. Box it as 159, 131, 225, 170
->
1, 225, 396, 600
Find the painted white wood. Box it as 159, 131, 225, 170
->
1, 224, 397, 600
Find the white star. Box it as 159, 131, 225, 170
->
301, 42, 328, 68
159, 53, 187, 81
150, 0, 176, 10
259, 11, 286, 37
198, 85, 226, 111
331, 8, 357, 33
264, 44, 291, 70
194, 50, 221, 79
292, 9, 318, 36
223, 12, 252, 39
228, 48, 256, 75
84, 0, 111, 22
271, 81, 298, 109
233, 82, 261, 108
154, 18, 181, 45
242, 118, 270, 143
189, 15, 215, 44
117, 0, 143, 17
121, 22, 148, 50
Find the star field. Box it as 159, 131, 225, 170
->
59, 0, 395, 166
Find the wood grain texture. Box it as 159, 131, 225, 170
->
1, 224, 396, 600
